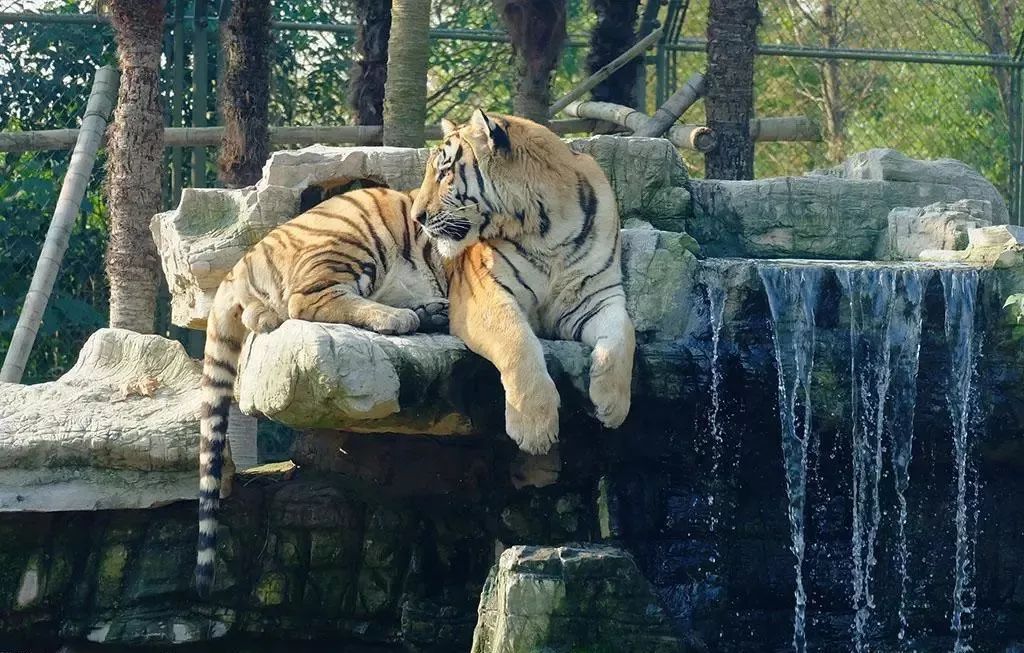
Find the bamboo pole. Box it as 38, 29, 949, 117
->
0, 119, 600, 153
668, 124, 716, 152
748, 116, 821, 142
563, 101, 650, 133
548, 27, 663, 118
1, 66, 119, 384
634, 71, 705, 137
566, 100, 820, 150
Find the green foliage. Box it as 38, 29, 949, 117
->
1003, 293, 1024, 323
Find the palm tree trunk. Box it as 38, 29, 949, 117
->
586, 0, 641, 106
704, 0, 760, 179
106, 0, 165, 333
351, 0, 392, 138
494, 0, 567, 124
217, 0, 271, 188
383, 0, 430, 147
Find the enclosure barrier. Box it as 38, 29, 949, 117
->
563, 100, 820, 152
0, 66, 118, 384
0, 119, 603, 154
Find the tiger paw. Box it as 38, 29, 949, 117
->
242, 303, 283, 334
412, 298, 449, 332
373, 308, 420, 335
505, 380, 560, 455
589, 343, 632, 429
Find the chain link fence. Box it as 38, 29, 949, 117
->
1, 0, 1021, 385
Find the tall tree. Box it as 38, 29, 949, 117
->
586, 0, 641, 106
704, 0, 761, 179
351, 0, 392, 133
105, 0, 165, 332
383, 0, 430, 147
218, 0, 272, 188
493, 0, 567, 123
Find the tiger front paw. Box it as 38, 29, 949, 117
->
589, 342, 632, 429
372, 308, 420, 335
505, 378, 560, 455
412, 298, 449, 332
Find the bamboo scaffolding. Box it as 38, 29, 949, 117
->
634, 71, 705, 137
0, 119, 601, 154
565, 100, 820, 150
548, 27, 664, 117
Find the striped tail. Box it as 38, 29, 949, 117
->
195, 297, 245, 598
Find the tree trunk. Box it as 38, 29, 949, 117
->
818, 0, 845, 162
383, 0, 430, 147
704, 0, 760, 179
105, 0, 165, 333
586, 0, 641, 106
494, 0, 567, 124
217, 0, 271, 188
351, 0, 392, 136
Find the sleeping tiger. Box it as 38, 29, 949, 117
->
195, 186, 448, 597
411, 109, 635, 456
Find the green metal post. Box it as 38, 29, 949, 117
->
655, 43, 667, 106
1016, 67, 1024, 225
171, 0, 185, 204
192, 0, 209, 188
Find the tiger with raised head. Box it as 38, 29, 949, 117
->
411, 109, 635, 455
195, 186, 448, 597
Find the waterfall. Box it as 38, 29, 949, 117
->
759, 264, 825, 653
838, 267, 931, 651
703, 265, 727, 550
942, 269, 980, 653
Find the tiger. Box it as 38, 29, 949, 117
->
410, 109, 635, 456
195, 186, 448, 597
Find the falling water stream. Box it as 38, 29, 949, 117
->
703, 266, 727, 545
839, 267, 931, 651
941, 269, 980, 653
759, 264, 824, 653
742, 260, 982, 652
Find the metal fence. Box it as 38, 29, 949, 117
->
1, 0, 1022, 383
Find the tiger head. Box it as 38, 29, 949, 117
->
412, 109, 563, 259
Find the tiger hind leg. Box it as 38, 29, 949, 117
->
241, 301, 283, 333
288, 287, 419, 335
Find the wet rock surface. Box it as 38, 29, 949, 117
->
471, 545, 685, 653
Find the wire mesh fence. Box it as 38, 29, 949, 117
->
1, 0, 1021, 384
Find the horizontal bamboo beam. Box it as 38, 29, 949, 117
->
565, 100, 820, 150
0, 119, 601, 154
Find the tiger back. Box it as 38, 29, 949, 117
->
195, 186, 447, 597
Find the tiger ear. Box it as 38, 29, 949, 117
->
470, 108, 511, 155
440, 118, 458, 137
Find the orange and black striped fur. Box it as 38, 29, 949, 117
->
411, 110, 635, 456
196, 186, 447, 597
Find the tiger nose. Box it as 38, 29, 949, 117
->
415, 211, 428, 226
